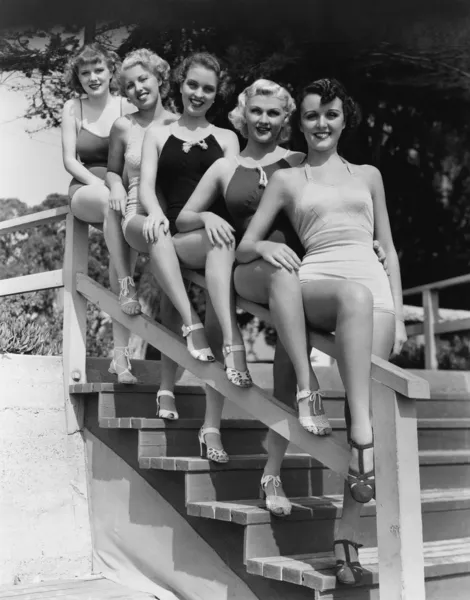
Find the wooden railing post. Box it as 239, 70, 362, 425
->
423, 289, 439, 369
62, 214, 88, 434
372, 382, 425, 600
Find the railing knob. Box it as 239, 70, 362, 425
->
71, 369, 82, 382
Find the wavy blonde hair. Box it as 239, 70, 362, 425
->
118, 48, 171, 99
64, 43, 121, 95
229, 79, 296, 143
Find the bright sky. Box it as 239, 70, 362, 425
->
0, 80, 70, 206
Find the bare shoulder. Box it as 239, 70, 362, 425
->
111, 115, 132, 135
212, 126, 239, 146
355, 163, 383, 186
270, 164, 301, 193
284, 150, 306, 167
62, 97, 80, 117
146, 121, 171, 147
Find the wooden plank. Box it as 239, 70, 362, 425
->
371, 383, 425, 600
183, 268, 429, 399
423, 289, 439, 370
0, 206, 69, 235
0, 269, 63, 297
77, 273, 351, 474
62, 214, 89, 434
408, 317, 470, 338
403, 272, 470, 296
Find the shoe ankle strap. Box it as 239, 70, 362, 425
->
182, 323, 204, 337
296, 389, 324, 402
118, 276, 135, 296
113, 346, 131, 358
222, 344, 246, 357
261, 474, 281, 489
200, 426, 221, 436
157, 389, 175, 400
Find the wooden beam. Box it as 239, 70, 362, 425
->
403, 272, 470, 296
62, 215, 89, 434
372, 383, 425, 600
407, 317, 470, 338
423, 289, 439, 370
0, 270, 63, 297
0, 206, 69, 235
76, 272, 351, 476
182, 269, 430, 400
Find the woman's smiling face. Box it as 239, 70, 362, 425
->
180, 65, 218, 117
300, 94, 345, 152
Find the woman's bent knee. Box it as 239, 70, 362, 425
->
338, 282, 373, 313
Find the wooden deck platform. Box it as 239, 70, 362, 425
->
0, 577, 156, 599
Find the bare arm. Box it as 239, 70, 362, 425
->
176, 159, 227, 232
218, 129, 240, 158
105, 117, 129, 214
138, 125, 166, 218
236, 170, 300, 271
366, 165, 405, 321
61, 99, 103, 186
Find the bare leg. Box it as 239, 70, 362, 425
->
234, 260, 319, 393
334, 311, 395, 567
175, 230, 248, 372
301, 281, 374, 472
202, 296, 226, 452
158, 292, 182, 414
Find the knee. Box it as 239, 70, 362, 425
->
268, 265, 300, 290
338, 283, 373, 315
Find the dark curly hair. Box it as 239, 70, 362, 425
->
297, 78, 361, 133
170, 52, 232, 115
64, 43, 121, 95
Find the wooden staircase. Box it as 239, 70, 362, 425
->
75, 367, 470, 600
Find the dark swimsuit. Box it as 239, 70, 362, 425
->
157, 129, 224, 235
68, 98, 122, 199
222, 156, 304, 257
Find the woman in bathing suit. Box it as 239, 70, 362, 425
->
136, 53, 249, 458
61, 43, 142, 384
237, 78, 407, 585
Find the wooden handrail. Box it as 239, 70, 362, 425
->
0, 206, 69, 236
182, 269, 430, 400
0, 269, 64, 298
403, 272, 470, 296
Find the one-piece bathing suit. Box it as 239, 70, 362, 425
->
222, 152, 304, 256
68, 98, 123, 199
286, 161, 394, 313
157, 125, 224, 235
121, 115, 151, 235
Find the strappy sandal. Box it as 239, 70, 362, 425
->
118, 276, 142, 315
156, 390, 179, 420
334, 539, 364, 586
222, 344, 252, 388
260, 474, 292, 517
198, 426, 229, 464
108, 346, 137, 384
296, 389, 332, 435
181, 323, 215, 362
348, 438, 375, 503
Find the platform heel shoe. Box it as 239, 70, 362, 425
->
347, 438, 375, 503
156, 390, 179, 420
181, 323, 215, 362
198, 426, 229, 464
334, 539, 364, 586
296, 389, 332, 435
108, 346, 138, 384
222, 344, 252, 388
260, 474, 292, 517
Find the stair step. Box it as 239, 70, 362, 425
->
100, 417, 266, 429
187, 488, 470, 525
245, 536, 470, 592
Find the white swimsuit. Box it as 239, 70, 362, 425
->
122, 115, 149, 235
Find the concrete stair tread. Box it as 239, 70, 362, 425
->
187, 488, 470, 524
70, 382, 203, 394
246, 536, 470, 591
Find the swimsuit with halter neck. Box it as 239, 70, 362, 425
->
286, 161, 394, 313
68, 98, 122, 199
122, 115, 152, 235
222, 153, 304, 255
157, 125, 224, 235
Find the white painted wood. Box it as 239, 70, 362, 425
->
372, 382, 425, 600
0, 269, 63, 297
182, 269, 429, 400
62, 215, 89, 434
403, 272, 470, 296
0, 206, 69, 235
408, 316, 470, 338
423, 289, 439, 370
76, 273, 351, 475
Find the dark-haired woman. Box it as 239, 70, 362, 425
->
61, 43, 141, 383
136, 53, 248, 455
237, 78, 407, 585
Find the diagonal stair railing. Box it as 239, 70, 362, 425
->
0, 207, 430, 600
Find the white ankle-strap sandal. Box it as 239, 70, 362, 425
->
108, 346, 137, 384
198, 426, 229, 463
222, 344, 252, 388
182, 323, 214, 362
156, 390, 179, 420
296, 389, 332, 435
260, 474, 292, 517
118, 276, 142, 315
